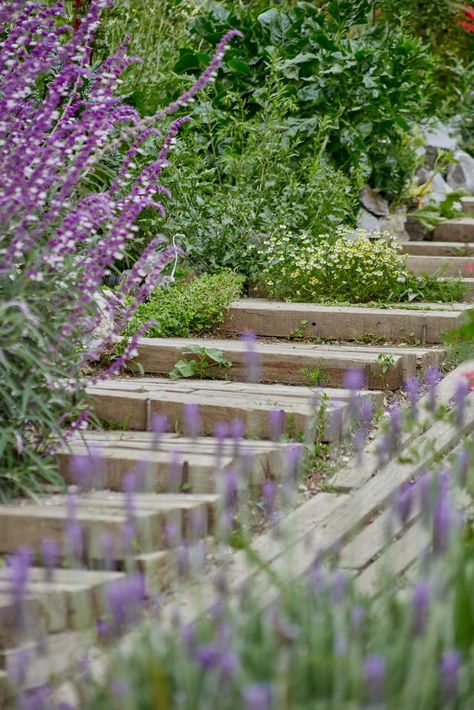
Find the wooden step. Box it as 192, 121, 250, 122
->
0, 493, 216, 560
461, 196, 474, 215
332, 360, 474, 491
87, 381, 350, 442
129, 337, 409, 390
406, 254, 473, 277
221, 299, 463, 344
0, 568, 124, 636
402, 241, 474, 257
433, 218, 474, 242
59, 432, 303, 492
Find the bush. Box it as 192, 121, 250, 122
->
123, 271, 244, 338
160, 92, 359, 278
257, 227, 466, 304
0, 1, 240, 498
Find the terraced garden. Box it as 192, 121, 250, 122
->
2, 1, 474, 708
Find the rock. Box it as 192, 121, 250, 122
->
425, 173, 453, 205
379, 214, 410, 243
356, 208, 381, 235
423, 121, 458, 151
405, 215, 431, 241
83, 289, 124, 359
359, 185, 389, 217
447, 149, 474, 193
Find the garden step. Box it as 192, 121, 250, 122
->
0, 493, 217, 561
221, 299, 463, 344
0, 568, 124, 636
86, 379, 350, 442
433, 217, 474, 242
402, 241, 474, 257
406, 254, 473, 277
461, 196, 474, 214
331, 360, 474, 491
59, 431, 303, 492
129, 336, 410, 390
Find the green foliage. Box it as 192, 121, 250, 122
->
161, 92, 359, 278
123, 271, 243, 338
412, 190, 468, 231
257, 226, 467, 304
169, 345, 232, 380
178, 0, 439, 196
0, 286, 86, 500
376, 353, 396, 374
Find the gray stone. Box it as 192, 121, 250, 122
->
356, 208, 381, 235
359, 185, 389, 217
405, 215, 431, 242
447, 149, 474, 193
379, 214, 410, 243
425, 173, 453, 205
423, 121, 458, 151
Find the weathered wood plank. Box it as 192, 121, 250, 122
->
87, 386, 350, 442
433, 218, 474, 242
221, 299, 463, 344
407, 254, 473, 277
331, 361, 474, 490
402, 241, 474, 257
461, 196, 474, 215
130, 337, 405, 390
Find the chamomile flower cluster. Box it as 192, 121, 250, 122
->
259, 226, 410, 303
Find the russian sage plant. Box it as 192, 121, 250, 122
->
0, 0, 241, 497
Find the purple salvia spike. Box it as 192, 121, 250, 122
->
240, 331, 261, 383
268, 408, 285, 441
242, 683, 273, 710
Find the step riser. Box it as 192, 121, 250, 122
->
222, 302, 461, 344
406, 255, 473, 277
87, 391, 348, 443
131, 340, 404, 390
433, 219, 474, 242
402, 242, 474, 257
461, 197, 474, 215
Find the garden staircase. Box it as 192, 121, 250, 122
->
1, 202, 473, 699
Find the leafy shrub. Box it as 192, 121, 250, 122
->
0, 1, 240, 498
258, 227, 466, 304
123, 271, 243, 338
159, 90, 359, 278
178, 0, 439, 196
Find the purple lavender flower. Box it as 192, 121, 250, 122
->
331, 570, 348, 604
242, 683, 272, 710
393, 482, 414, 525
425, 366, 441, 412
241, 331, 261, 383
105, 572, 146, 634
351, 605, 366, 633
344, 368, 365, 392
151, 412, 169, 448
363, 654, 385, 704
411, 580, 431, 636
433, 488, 453, 554
41, 538, 59, 583
69, 447, 104, 491
268, 408, 285, 441
262, 479, 277, 519
7, 546, 32, 628
456, 447, 470, 485
404, 376, 421, 416
440, 649, 461, 702
453, 377, 470, 428
183, 403, 202, 438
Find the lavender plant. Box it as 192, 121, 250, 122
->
0, 0, 241, 498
